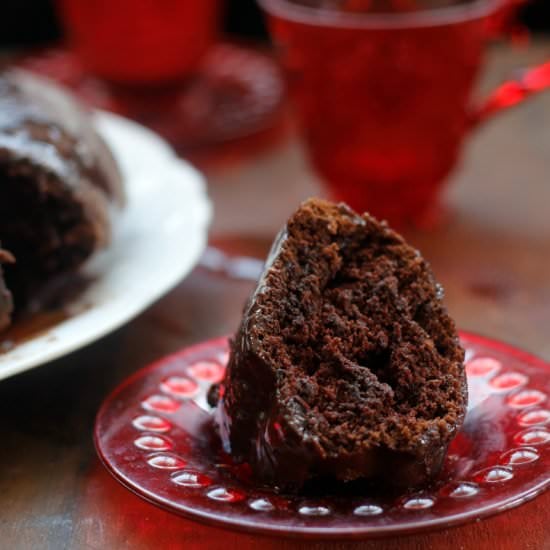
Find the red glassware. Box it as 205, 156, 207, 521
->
57, 0, 220, 83
17, 45, 285, 155
95, 332, 550, 539
258, 0, 550, 226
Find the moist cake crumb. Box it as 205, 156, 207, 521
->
214, 198, 467, 491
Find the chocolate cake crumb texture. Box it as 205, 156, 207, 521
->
216, 198, 467, 491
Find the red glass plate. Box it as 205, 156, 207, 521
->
94, 332, 550, 539
17, 43, 284, 152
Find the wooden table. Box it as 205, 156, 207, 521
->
1, 40, 550, 549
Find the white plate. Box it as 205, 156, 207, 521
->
0, 112, 212, 381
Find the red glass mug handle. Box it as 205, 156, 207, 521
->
471, 60, 550, 127
470, 0, 550, 127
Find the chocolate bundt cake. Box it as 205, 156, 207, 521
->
215, 199, 466, 491
0, 69, 124, 331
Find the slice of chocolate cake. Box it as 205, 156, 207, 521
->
0, 69, 124, 330
215, 198, 466, 491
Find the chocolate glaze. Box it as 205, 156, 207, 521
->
0, 69, 124, 331
0, 70, 123, 205
215, 199, 467, 492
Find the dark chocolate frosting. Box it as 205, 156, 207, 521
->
0, 69, 123, 205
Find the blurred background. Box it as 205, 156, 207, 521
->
1, 0, 549, 233
0, 0, 547, 49
2, 0, 545, 244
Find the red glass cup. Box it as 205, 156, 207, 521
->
259, 0, 550, 226
57, 0, 220, 84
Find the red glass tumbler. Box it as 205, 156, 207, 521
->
57, 0, 220, 84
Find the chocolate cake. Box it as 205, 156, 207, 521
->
0, 69, 124, 331
215, 199, 466, 491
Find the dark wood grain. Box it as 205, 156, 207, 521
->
1, 40, 550, 549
